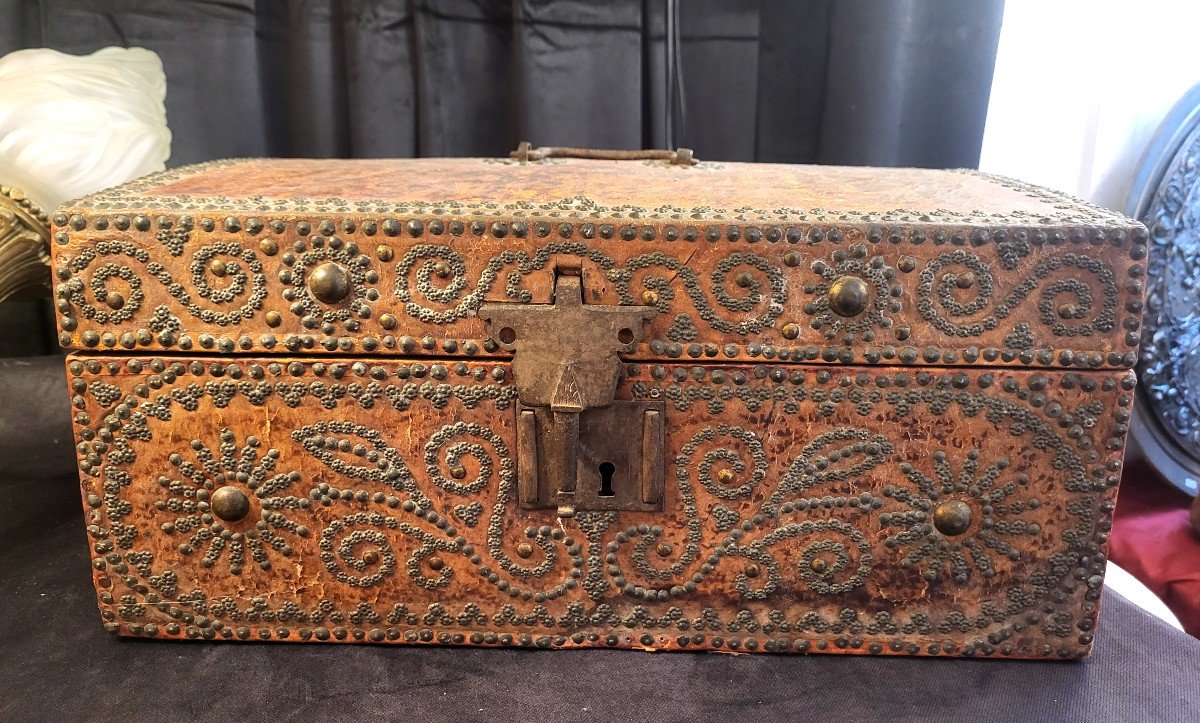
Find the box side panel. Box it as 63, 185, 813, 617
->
70, 355, 1129, 657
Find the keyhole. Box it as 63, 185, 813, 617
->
598, 461, 616, 497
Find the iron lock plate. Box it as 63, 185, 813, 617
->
517, 400, 665, 512
478, 263, 663, 515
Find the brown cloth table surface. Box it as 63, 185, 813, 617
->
2, 357, 1199, 722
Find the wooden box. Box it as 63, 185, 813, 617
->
52, 149, 1147, 657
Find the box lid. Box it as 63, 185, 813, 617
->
51, 157, 1147, 368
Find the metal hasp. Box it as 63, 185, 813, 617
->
479, 264, 664, 516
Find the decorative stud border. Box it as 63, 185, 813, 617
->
52, 210, 1148, 368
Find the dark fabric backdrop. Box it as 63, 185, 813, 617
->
2, 0, 1003, 167
0, 0, 1003, 356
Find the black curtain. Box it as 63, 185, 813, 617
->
1, 0, 1003, 167
0, 0, 1003, 355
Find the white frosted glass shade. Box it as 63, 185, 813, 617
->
0, 47, 171, 212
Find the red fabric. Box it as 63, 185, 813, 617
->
1110, 461, 1200, 638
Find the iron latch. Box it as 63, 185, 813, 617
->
479, 264, 664, 516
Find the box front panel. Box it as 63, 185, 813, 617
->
70, 356, 1129, 657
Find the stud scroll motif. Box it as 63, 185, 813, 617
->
71, 356, 1128, 657
53, 210, 1145, 368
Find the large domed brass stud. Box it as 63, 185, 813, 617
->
210, 486, 251, 522
308, 262, 351, 304
932, 499, 972, 536
828, 276, 870, 317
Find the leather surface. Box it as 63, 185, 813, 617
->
51, 159, 1147, 368
46, 157, 1150, 658
63, 354, 1134, 657
67, 158, 1114, 221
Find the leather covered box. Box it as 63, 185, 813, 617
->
52, 149, 1147, 658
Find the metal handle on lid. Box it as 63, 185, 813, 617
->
509, 141, 696, 166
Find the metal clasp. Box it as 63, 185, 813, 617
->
479, 264, 664, 516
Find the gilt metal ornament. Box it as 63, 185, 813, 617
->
0, 184, 50, 301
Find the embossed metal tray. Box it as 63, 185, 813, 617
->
1127, 85, 1200, 496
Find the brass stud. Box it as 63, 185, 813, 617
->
427, 556, 444, 570
376, 245, 394, 262
105, 293, 125, 310
308, 262, 351, 304
744, 563, 761, 578
516, 543, 534, 559
828, 276, 870, 317
265, 311, 282, 327
209, 258, 227, 277
656, 542, 673, 557
379, 313, 397, 330
735, 272, 755, 288
716, 468, 735, 484
955, 271, 975, 289
363, 551, 379, 565
449, 465, 467, 480
433, 261, 452, 279
810, 557, 829, 574
932, 499, 972, 536
781, 323, 800, 340
259, 239, 279, 256
783, 251, 802, 267
641, 290, 659, 305
210, 486, 250, 523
